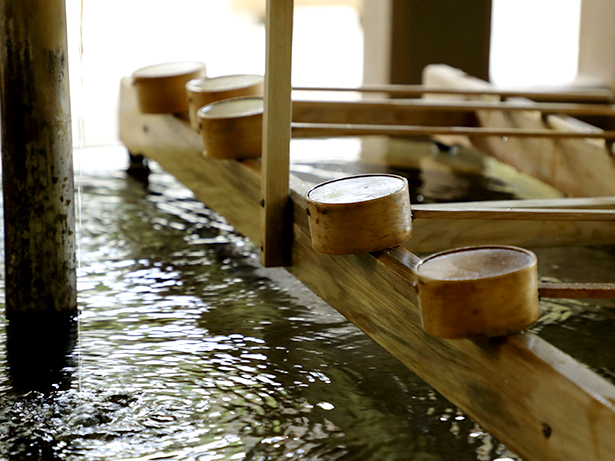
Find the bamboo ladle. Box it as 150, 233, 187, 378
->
304, 175, 615, 299
378, 244, 615, 341
304, 175, 615, 338
409, 204, 615, 299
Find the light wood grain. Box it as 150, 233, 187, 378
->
294, 84, 614, 102
260, 0, 294, 267
198, 98, 263, 159
289, 210, 615, 461
539, 282, 615, 299
305, 175, 412, 254
292, 122, 615, 139
132, 62, 206, 114
187, 75, 264, 131
412, 196, 615, 210
412, 206, 615, 221
407, 197, 615, 252
119, 78, 262, 243
416, 246, 540, 338
422, 64, 615, 197
406, 217, 615, 254
119, 82, 615, 461
292, 99, 476, 128
294, 98, 615, 117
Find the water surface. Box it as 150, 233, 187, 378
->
0, 140, 612, 460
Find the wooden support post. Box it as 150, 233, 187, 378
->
261, 0, 294, 267
0, 0, 77, 388
577, 0, 615, 90
575, 0, 615, 131
363, 0, 492, 85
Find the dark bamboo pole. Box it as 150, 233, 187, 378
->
0, 0, 77, 389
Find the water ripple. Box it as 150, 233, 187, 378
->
0, 144, 582, 460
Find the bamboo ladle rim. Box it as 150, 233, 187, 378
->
187, 74, 264, 93
405, 246, 615, 300
197, 96, 264, 120
306, 173, 408, 207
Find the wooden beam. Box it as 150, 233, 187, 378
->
119, 80, 262, 244
412, 196, 615, 210
412, 207, 615, 221
291, 99, 615, 136
119, 81, 615, 461
260, 0, 294, 267
407, 197, 615, 253
292, 122, 615, 139
539, 282, 615, 299
384, 99, 615, 116
292, 99, 475, 129
333, 99, 615, 117
294, 85, 614, 103
406, 217, 615, 254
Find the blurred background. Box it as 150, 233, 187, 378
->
66, 0, 582, 147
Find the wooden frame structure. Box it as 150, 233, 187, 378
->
119, 2, 615, 460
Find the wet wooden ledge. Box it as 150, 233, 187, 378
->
119, 78, 615, 461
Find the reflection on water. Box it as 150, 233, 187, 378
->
0, 141, 611, 460
531, 245, 615, 384
289, 136, 563, 203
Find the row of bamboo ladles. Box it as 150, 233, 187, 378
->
131, 61, 609, 341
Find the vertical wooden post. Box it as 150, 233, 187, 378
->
577, 0, 615, 89
577, 0, 615, 90
576, 0, 615, 130
362, 0, 393, 86
260, 0, 294, 267
0, 0, 77, 388
363, 0, 492, 85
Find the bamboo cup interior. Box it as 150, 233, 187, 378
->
197, 97, 264, 159
132, 61, 206, 114
199, 97, 263, 119
305, 174, 413, 255
186, 74, 264, 131
133, 62, 205, 79
308, 174, 406, 203
416, 245, 540, 339
188, 74, 264, 92
418, 247, 532, 280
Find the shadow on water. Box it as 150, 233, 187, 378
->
0, 140, 581, 460
3, 316, 76, 460
6, 315, 77, 392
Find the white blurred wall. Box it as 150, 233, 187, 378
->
65, 0, 583, 148
65, 0, 363, 148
